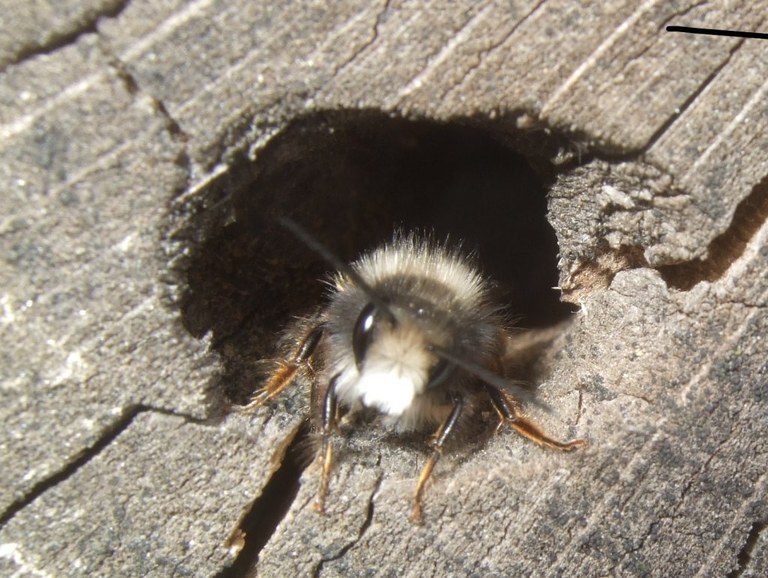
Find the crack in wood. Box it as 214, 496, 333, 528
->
641, 33, 745, 155
438, 0, 547, 105
2, 0, 131, 72
559, 168, 768, 297
0, 404, 207, 529
658, 173, 768, 290
217, 420, 311, 578
105, 51, 192, 153
311, 468, 383, 578
618, 0, 709, 71
727, 520, 767, 578
390, 2, 494, 108
330, 0, 391, 79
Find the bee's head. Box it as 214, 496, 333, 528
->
334, 291, 457, 417
352, 297, 455, 391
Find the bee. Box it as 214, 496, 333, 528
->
244, 219, 586, 523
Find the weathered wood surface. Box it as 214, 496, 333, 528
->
1, 1, 766, 577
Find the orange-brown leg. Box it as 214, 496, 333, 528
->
410, 393, 465, 524
241, 324, 324, 411
487, 385, 587, 451
313, 373, 340, 514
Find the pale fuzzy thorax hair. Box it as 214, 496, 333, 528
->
336, 234, 488, 307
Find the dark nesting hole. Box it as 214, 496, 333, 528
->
180, 109, 575, 407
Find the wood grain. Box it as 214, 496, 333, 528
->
0, 1, 765, 577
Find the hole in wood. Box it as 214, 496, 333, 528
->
179, 110, 576, 407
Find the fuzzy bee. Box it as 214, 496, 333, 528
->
245, 219, 586, 523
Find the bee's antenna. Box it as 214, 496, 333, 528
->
279, 217, 397, 322
429, 345, 550, 412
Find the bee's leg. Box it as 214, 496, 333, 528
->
242, 324, 324, 410
314, 373, 340, 514
486, 385, 587, 451
410, 392, 465, 524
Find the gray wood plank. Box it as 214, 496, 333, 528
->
1, 1, 766, 576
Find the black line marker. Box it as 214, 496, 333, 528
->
667, 26, 768, 40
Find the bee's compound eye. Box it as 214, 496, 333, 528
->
353, 302, 378, 371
